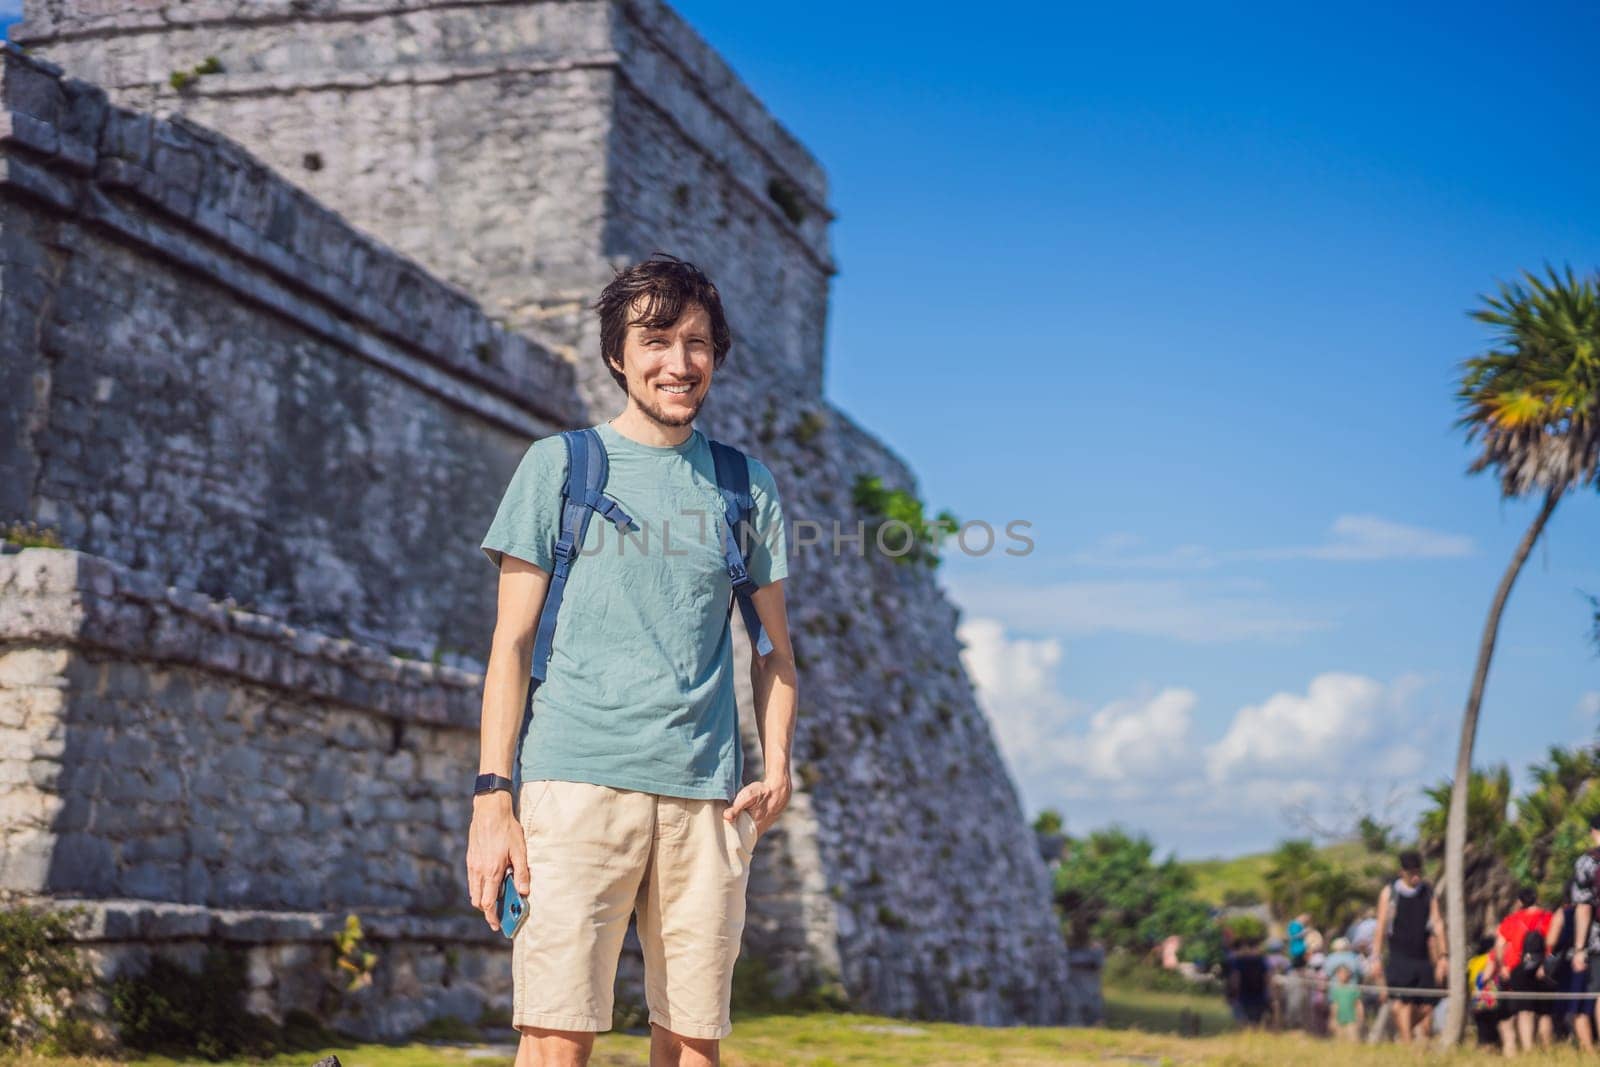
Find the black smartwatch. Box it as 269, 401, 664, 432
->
474, 773, 514, 798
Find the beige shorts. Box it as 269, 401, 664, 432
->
511, 778, 759, 1040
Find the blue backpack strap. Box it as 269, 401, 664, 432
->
515, 427, 634, 792
708, 438, 773, 657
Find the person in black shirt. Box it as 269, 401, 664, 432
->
1569, 815, 1600, 1048
1545, 879, 1591, 1049
1372, 849, 1446, 1044
1228, 938, 1271, 1028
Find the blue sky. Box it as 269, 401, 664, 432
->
667, 0, 1600, 857
7, 3, 1596, 859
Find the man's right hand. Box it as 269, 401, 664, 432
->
465, 791, 530, 931
1577, 951, 1589, 974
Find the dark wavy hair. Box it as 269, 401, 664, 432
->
591, 252, 733, 392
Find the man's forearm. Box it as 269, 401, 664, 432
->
1579, 903, 1594, 956
479, 634, 533, 779
751, 652, 798, 783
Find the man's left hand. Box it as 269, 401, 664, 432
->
727, 773, 792, 839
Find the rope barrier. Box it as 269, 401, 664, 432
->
1272, 969, 1600, 1001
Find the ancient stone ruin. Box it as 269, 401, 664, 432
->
0, 0, 1100, 1038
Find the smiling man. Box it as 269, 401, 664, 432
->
467, 253, 797, 1067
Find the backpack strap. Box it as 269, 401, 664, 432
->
529, 427, 635, 683
514, 427, 634, 791
708, 438, 773, 657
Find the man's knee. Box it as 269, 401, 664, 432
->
650, 1021, 719, 1064
517, 1025, 596, 1067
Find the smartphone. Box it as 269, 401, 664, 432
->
496, 870, 528, 939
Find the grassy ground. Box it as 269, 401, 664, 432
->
5, 999, 1577, 1067
1102, 983, 1236, 1036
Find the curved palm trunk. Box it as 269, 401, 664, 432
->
1440, 487, 1560, 1046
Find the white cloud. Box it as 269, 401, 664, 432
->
956, 618, 1083, 775
959, 617, 1199, 795
1073, 688, 1199, 786
1205, 672, 1388, 784
946, 576, 1329, 644
960, 616, 1439, 854
1240, 514, 1474, 562
1579, 691, 1600, 718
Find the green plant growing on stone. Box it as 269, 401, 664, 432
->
478, 1006, 513, 1030
410, 1015, 479, 1042
109, 947, 280, 1060
330, 913, 378, 1004
2, 519, 64, 549
851, 474, 958, 568
169, 56, 224, 92
758, 399, 778, 444
0, 904, 98, 1054
766, 177, 806, 225
791, 409, 826, 446
611, 997, 650, 1032
729, 954, 850, 1015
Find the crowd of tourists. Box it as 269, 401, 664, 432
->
1217, 819, 1600, 1053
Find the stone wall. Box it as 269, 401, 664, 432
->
0, 46, 580, 663
14, 0, 835, 410
2, 2, 1098, 1035
0, 546, 512, 1036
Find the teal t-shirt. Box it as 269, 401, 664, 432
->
1329, 981, 1360, 1025
479, 421, 788, 802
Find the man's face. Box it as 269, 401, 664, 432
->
613, 300, 714, 428
1401, 868, 1422, 887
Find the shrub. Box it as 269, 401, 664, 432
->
0, 904, 97, 1053
109, 947, 281, 1060
1, 520, 63, 549
850, 474, 959, 569
1103, 949, 1219, 996
1222, 913, 1268, 945
730, 955, 850, 1015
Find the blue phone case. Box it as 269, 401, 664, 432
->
497, 870, 528, 939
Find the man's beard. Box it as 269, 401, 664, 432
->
630, 381, 704, 427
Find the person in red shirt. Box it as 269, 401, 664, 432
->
1497, 885, 1555, 1054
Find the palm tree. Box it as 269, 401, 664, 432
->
1418, 765, 1517, 937
1506, 744, 1600, 901
1440, 265, 1600, 1045
1263, 839, 1321, 919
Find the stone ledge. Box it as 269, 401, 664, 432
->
0, 547, 483, 730
15, 895, 505, 947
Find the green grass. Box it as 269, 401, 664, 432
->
3, 1004, 1587, 1062
6, 1005, 1587, 1066
1103, 983, 1236, 1036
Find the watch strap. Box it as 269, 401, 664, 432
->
474, 772, 515, 797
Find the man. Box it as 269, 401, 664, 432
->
1495, 885, 1554, 1053
1546, 879, 1593, 1049
1569, 814, 1600, 1049
1372, 848, 1446, 1044
466, 254, 798, 1067
1228, 937, 1271, 1027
